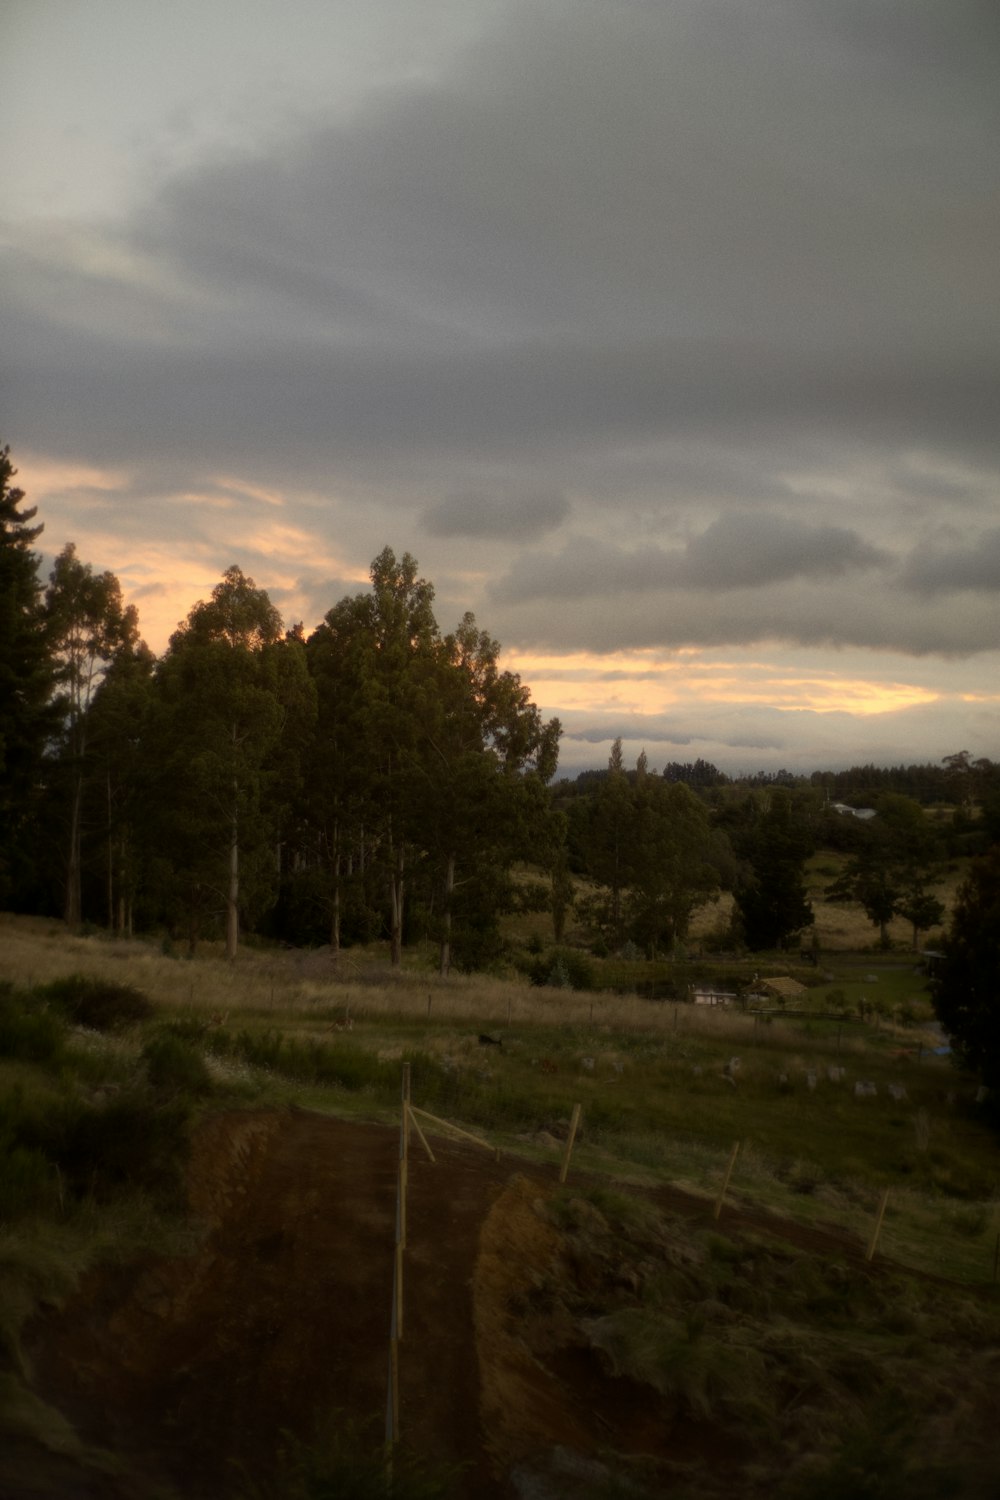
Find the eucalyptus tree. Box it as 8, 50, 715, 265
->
45, 543, 139, 925
0, 446, 58, 907
87, 641, 156, 934
418, 611, 561, 974
148, 566, 310, 959
307, 550, 560, 970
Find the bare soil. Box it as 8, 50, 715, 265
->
10, 1108, 947, 1500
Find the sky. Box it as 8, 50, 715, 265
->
3, 0, 999, 778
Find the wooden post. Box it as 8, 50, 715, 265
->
866, 1187, 890, 1262
713, 1141, 741, 1221
507, 998, 512, 1027
992, 1232, 999, 1284
399, 1064, 410, 1249
559, 1104, 583, 1184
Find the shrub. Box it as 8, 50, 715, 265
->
23, 1092, 191, 1204
0, 985, 64, 1063
143, 1033, 214, 1097
42, 975, 154, 1031
0, 1136, 60, 1219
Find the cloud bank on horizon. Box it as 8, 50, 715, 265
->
3, 0, 999, 776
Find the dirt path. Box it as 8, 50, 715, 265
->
27, 1110, 511, 1498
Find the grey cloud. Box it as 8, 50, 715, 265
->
684, 514, 890, 588
903, 528, 1000, 595
423, 490, 569, 541
493, 514, 890, 609
490, 570, 1000, 657
4, 0, 1000, 684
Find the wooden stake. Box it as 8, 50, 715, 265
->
866, 1187, 890, 1262
992, 1232, 998, 1284
714, 1140, 741, 1221
427, 992, 432, 1018
406, 1104, 436, 1163
408, 1105, 496, 1154
559, 1103, 583, 1184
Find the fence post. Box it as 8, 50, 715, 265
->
559, 1104, 583, 1184
866, 1188, 890, 1262
714, 1141, 741, 1221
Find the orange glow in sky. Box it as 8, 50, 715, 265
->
502, 649, 941, 719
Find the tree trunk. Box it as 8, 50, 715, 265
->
390, 842, 404, 967
106, 770, 115, 932
65, 769, 83, 926
226, 798, 239, 961
439, 850, 455, 977
330, 820, 341, 952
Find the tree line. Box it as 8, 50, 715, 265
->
3, 444, 999, 975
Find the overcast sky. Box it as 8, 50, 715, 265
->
3, 0, 999, 777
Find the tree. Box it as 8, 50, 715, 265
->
147, 567, 297, 959
624, 770, 721, 957
825, 795, 940, 949
0, 446, 58, 906
732, 788, 815, 951
306, 554, 559, 971
45, 544, 139, 925
87, 641, 156, 934
930, 847, 1000, 1095
578, 739, 633, 945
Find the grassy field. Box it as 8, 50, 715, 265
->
1, 910, 996, 1286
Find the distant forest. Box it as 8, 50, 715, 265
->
3, 445, 999, 969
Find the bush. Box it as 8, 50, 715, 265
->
0, 984, 64, 1062
143, 1033, 214, 1097
0, 1135, 60, 1219
22, 1092, 191, 1204
42, 975, 154, 1031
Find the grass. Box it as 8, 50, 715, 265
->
1, 912, 998, 1291
530, 1182, 1000, 1497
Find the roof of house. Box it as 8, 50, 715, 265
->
760, 976, 808, 998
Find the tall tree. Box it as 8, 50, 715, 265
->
87, 642, 156, 934
45, 544, 139, 925
148, 567, 296, 959
624, 769, 721, 957
732, 788, 815, 951
0, 446, 57, 906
